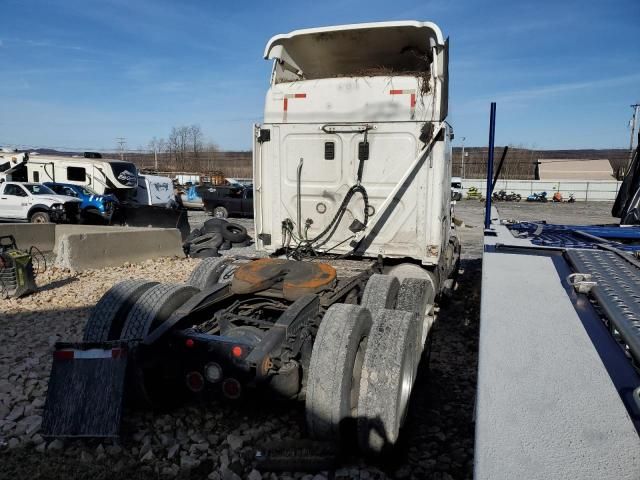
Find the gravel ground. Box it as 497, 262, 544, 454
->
0, 203, 615, 479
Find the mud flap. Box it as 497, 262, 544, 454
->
42, 342, 129, 438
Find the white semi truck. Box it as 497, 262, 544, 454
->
43, 21, 459, 455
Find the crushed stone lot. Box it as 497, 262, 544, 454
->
0, 203, 615, 479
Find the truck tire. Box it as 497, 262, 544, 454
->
306, 304, 372, 441
191, 247, 220, 258
221, 223, 247, 243
202, 218, 227, 233
83, 279, 158, 342
186, 257, 232, 290
30, 211, 50, 223
396, 277, 434, 350
120, 283, 199, 340
190, 232, 224, 250
358, 309, 418, 455
213, 206, 229, 219
360, 274, 399, 317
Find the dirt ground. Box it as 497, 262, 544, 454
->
0, 202, 616, 480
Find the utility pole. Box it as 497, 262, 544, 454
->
116, 137, 126, 161
628, 104, 640, 172
460, 137, 466, 178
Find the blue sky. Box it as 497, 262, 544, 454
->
1, 0, 639, 151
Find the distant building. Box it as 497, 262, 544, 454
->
535, 159, 615, 181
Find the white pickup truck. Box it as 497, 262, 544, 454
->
0, 181, 81, 223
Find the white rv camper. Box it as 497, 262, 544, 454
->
20, 153, 138, 200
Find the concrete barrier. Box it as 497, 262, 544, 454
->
55, 228, 184, 271
0, 223, 56, 251
53, 225, 150, 254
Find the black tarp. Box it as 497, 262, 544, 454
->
613, 132, 640, 224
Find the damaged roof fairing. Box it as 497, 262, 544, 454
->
264, 21, 445, 81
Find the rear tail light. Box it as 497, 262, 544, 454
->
222, 378, 241, 399
185, 371, 205, 392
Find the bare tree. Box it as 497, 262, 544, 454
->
189, 125, 204, 159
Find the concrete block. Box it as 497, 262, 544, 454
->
0, 223, 56, 252
55, 228, 183, 271
53, 225, 148, 254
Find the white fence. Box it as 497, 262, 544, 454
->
461, 179, 622, 202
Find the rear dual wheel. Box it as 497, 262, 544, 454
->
306, 274, 425, 454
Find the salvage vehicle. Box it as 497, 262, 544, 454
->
44, 182, 117, 223
0, 181, 80, 223
43, 20, 458, 455
202, 184, 253, 218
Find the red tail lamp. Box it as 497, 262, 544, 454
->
185, 371, 204, 392
222, 378, 242, 399
231, 345, 243, 358
185, 338, 195, 348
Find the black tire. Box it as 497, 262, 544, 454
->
185, 228, 204, 243
213, 206, 229, 219
83, 280, 159, 342
306, 304, 372, 441
232, 238, 251, 248
202, 218, 228, 233
30, 211, 50, 223
120, 283, 199, 340
221, 223, 247, 243
191, 247, 220, 258
360, 274, 399, 317
190, 232, 224, 250
396, 277, 434, 352
186, 257, 233, 290
358, 309, 418, 455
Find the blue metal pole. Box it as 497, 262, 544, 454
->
484, 102, 497, 229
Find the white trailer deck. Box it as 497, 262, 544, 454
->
476, 213, 640, 479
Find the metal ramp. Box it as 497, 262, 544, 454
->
566, 248, 640, 363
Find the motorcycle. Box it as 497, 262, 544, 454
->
492, 190, 522, 202
552, 192, 563, 202
567, 193, 576, 203
526, 191, 548, 202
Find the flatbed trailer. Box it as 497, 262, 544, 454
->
475, 211, 640, 479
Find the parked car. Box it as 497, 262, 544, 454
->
0, 181, 81, 223
44, 182, 117, 223
202, 185, 253, 218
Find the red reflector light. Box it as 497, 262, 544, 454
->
231, 346, 243, 358
222, 378, 241, 399
53, 350, 74, 360
185, 339, 195, 348
185, 371, 204, 392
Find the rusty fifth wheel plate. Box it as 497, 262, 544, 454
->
231, 258, 337, 301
